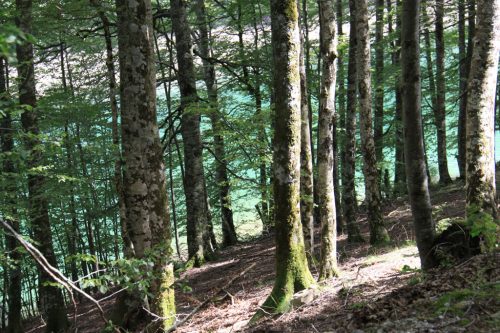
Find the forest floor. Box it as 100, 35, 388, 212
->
24, 180, 499, 333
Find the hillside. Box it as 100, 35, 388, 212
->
22, 180, 499, 333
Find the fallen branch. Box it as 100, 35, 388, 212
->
0, 219, 119, 333
166, 261, 257, 332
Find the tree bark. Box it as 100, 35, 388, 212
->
171, 0, 212, 266
434, 0, 452, 184
401, 0, 439, 271
465, 0, 500, 222
355, 0, 390, 245
15, 0, 69, 330
255, 0, 314, 316
343, 0, 364, 243
196, 0, 237, 247
298, 0, 314, 262
317, 0, 340, 280
114, 0, 175, 328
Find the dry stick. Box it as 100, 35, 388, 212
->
0, 219, 119, 333
166, 262, 257, 333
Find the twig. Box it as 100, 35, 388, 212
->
0, 219, 119, 333
166, 262, 257, 332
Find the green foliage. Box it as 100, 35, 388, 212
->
433, 283, 499, 317
466, 205, 499, 251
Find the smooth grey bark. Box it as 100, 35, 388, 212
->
15, 1, 69, 331
318, 0, 340, 280
298, 0, 314, 262
465, 0, 500, 221
343, 0, 364, 243
196, 0, 237, 247
114, 0, 175, 328
434, 0, 452, 184
254, 0, 314, 316
355, 0, 390, 245
170, 0, 212, 266
401, 0, 439, 270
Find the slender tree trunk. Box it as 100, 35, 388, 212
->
465, 0, 500, 224
15, 1, 69, 330
422, 0, 437, 181
114, 0, 175, 328
196, 0, 237, 247
343, 0, 364, 243
171, 0, 212, 266
355, 0, 390, 245
458, 0, 467, 179
318, 0, 340, 280
401, 0, 439, 270
374, 0, 384, 163
1, 57, 23, 333
60, 44, 79, 285
89, 0, 131, 257
254, 0, 314, 316
434, 0, 452, 184
389, 0, 407, 196
298, 0, 314, 262
336, 0, 346, 234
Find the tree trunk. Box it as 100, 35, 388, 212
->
389, 0, 407, 197
457, 0, 467, 179
343, 0, 364, 243
317, 0, 340, 281
298, 0, 314, 262
401, 0, 439, 270
170, 0, 212, 266
374, 0, 384, 163
255, 0, 314, 316
89, 0, 131, 257
1, 57, 23, 333
434, 0, 452, 184
114, 0, 175, 328
355, 0, 390, 245
336, 0, 346, 235
15, 1, 69, 330
465, 0, 500, 224
196, 0, 238, 247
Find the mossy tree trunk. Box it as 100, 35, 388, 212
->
170, 0, 212, 266
401, 0, 439, 271
196, 0, 238, 247
465, 0, 500, 223
355, 0, 390, 245
15, 1, 69, 331
256, 0, 315, 315
1, 57, 23, 333
115, 0, 175, 328
298, 0, 314, 262
434, 0, 452, 184
342, 0, 364, 243
318, 0, 340, 280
